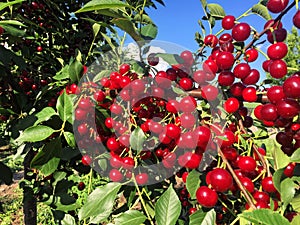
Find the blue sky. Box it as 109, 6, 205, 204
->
146, 0, 296, 51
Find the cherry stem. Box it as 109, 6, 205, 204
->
217, 146, 257, 210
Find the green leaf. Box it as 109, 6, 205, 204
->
0, 24, 25, 36
16, 125, 55, 142
62, 214, 76, 225
111, 18, 143, 42
291, 148, 300, 162
0, 0, 24, 12
280, 178, 297, 209
92, 23, 101, 38
252, 4, 271, 20
130, 127, 146, 152
30, 138, 62, 176
155, 185, 182, 225
239, 209, 290, 225
141, 24, 158, 40
0, 20, 25, 27
186, 170, 201, 199
273, 168, 284, 192
33, 107, 57, 126
0, 162, 13, 185
291, 215, 300, 225
56, 90, 74, 123
78, 182, 121, 223
200, 0, 207, 8
189, 209, 216, 225
69, 59, 83, 83
114, 210, 146, 225
291, 194, 300, 212
76, 0, 131, 13
156, 53, 184, 65
63, 132, 76, 148
93, 69, 112, 82
53, 65, 70, 80
207, 3, 225, 19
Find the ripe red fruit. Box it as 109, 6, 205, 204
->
242, 69, 260, 85
233, 63, 251, 79
220, 130, 236, 147
165, 124, 181, 139
253, 191, 270, 203
179, 77, 193, 90
230, 82, 246, 97
178, 152, 201, 169
180, 113, 196, 129
260, 103, 278, 121
267, 42, 288, 60
180, 50, 194, 66
166, 99, 180, 113
224, 97, 240, 113
284, 162, 296, 177
201, 85, 219, 101
240, 177, 255, 193
222, 15, 235, 30
193, 70, 207, 85
267, 86, 286, 103
244, 48, 259, 62
196, 186, 218, 208
269, 59, 287, 79
109, 169, 123, 182
267, 0, 289, 13
37, 46, 43, 52
237, 156, 256, 173
77, 123, 88, 135
78, 182, 85, 191
81, 155, 92, 166
267, 28, 287, 43
147, 53, 159, 66
122, 157, 135, 170
119, 63, 130, 75
232, 23, 251, 42
276, 99, 300, 119
206, 168, 233, 192
203, 59, 218, 74
262, 176, 277, 193
216, 52, 235, 70
283, 75, 300, 99
106, 137, 120, 152
204, 34, 219, 47
262, 60, 272, 72
293, 10, 300, 29
242, 86, 257, 102
195, 126, 211, 147
135, 173, 149, 185
219, 33, 233, 45
254, 105, 263, 120
218, 71, 235, 86
180, 96, 197, 113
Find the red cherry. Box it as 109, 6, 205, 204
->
195, 126, 211, 148
147, 53, 159, 66
284, 162, 296, 177
179, 77, 193, 90
267, 0, 289, 13
242, 86, 257, 102
119, 63, 130, 75
244, 48, 259, 62
122, 157, 135, 170
180, 113, 196, 129
204, 34, 219, 47
283, 75, 300, 99
267, 85, 286, 103
110, 154, 123, 168
253, 191, 270, 203
262, 176, 277, 193
193, 70, 207, 85
196, 186, 218, 208
180, 50, 194, 66
267, 42, 288, 60
77, 123, 88, 135
0, 26, 4, 35
267, 28, 287, 43
216, 52, 235, 70
232, 23, 251, 42
224, 97, 240, 113
219, 33, 233, 45
237, 156, 256, 173
166, 99, 180, 113
165, 124, 181, 139
178, 152, 201, 169
201, 85, 219, 101
77, 182, 85, 191
230, 82, 246, 97
242, 69, 260, 85
109, 169, 123, 182
180, 96, 197, 113
135, 173, 149, 185
222, 15, 235, 30
206, 168, 233, 192
276, 99, 300, 119
218, 71, 235, 86
293, 10, 300, 29
269, 59, 287, 79
81, 155, 92, 166
260, 103, 278, 121
233, 63, 251, 79
106, 137, 120, 152
240, 177, 255, 193
37, 46, 43, 52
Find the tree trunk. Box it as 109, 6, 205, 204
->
23, 149, 37, 225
